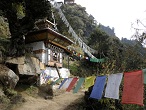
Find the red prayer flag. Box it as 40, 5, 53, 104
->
66, 78, 78, 92
121, 70, 144, 106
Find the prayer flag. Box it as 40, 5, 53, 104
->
61, 78, 73, 89
84, 76, 96, 89
58, 78, 68, 89
73, 78, 85, 93
104, 73, 123, 99
90, 76, 106, 100
121, 70, 144, 106
90, 58, 105, 63
51, 78, 61, 85
90, 58, 98, 62
142, 69, 146, 84
66, 78, 78, 92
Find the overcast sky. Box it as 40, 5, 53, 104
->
55, 0, 146, 39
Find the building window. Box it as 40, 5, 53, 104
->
53, 52, 57, 61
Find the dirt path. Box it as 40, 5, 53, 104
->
12, 91, 84, 110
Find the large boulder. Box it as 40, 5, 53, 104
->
0, 64, 19, 89
6, 56, 44, 75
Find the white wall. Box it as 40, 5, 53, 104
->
26, 41, 63, 65
26, 41, 46, 63
26, 41, 45, 51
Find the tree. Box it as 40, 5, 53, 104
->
0, 0, 53, 56
121, 38, 146, 71
0, 16, 10, 62
132, 19, 146, 44
88, 28, 109, 58
54, 4, 97, 43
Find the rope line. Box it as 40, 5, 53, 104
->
52, 1, 97, 58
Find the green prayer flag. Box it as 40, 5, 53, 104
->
90, 58, 99, 62
99, 58, 105, 62
51, 78, 61, 85
142, 69, 146, 84
90, 58, 105, 63
73, 78, 85, 93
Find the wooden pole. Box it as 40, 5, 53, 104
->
68, 55, 69, 69
54, 63, 61, 78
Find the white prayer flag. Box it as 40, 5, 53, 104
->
104, 73, 123, 99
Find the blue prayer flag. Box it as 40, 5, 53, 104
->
90, 76, 106, 100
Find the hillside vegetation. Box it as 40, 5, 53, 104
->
0, 1, 146, 110
54, 3, 146, 75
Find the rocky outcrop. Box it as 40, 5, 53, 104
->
0, 64, 19, 89
5, 56, 45, 85
6, 56, 44, 75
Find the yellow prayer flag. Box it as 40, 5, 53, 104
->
47, 80, 52, 84
84, 76, 96, 89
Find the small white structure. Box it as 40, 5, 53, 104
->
25, 19, 74, 85
25, 19, 73, 68
26, 41, 64, 67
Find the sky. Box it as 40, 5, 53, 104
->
55, 0, 146, 39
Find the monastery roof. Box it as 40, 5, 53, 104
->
25, 27, 74, 50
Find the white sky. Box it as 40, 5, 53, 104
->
56, 0, 146, 39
